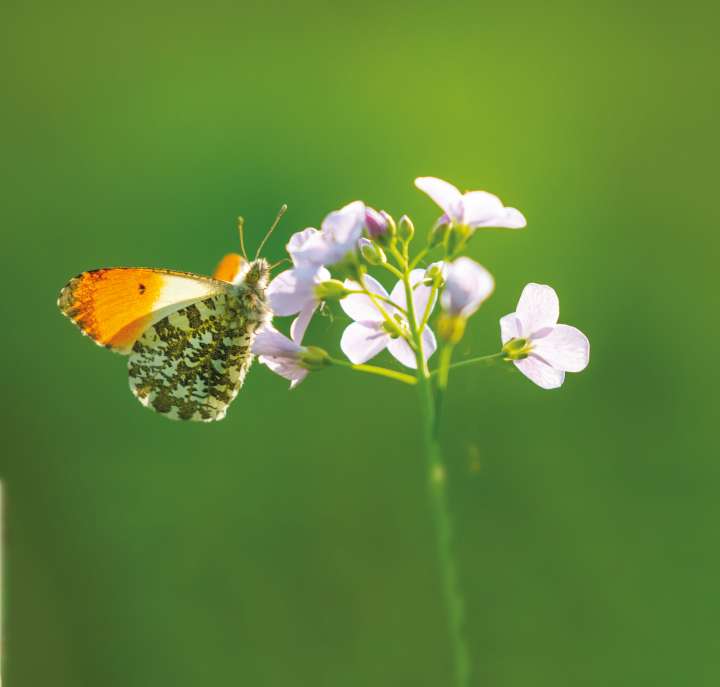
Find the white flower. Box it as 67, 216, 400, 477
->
441, 257, 495, 318
500, 283, 590, 389
289, 201, 366, 266
339, 272, 437, 369
267, 263, 330, 342
252, 324, 308, 388
415, 176, 526, 229
286, 227, 322, 266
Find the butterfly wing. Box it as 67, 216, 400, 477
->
212, 252, 245, 283
127, 291, 258, 422
58, 268, 231, 354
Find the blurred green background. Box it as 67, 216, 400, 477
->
1, 1, 718, 685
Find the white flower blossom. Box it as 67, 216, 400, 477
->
441, 257, 495, 318
290, 201, 366, 266
340, 272, 437, 369
252, 324, 308, 388
415, 176, 526, 229
266, 263, 330, 342
500, 283, 590, 389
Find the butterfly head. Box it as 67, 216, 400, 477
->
244, 258, 270, 290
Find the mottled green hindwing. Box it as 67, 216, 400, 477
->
128, 292, 263, 421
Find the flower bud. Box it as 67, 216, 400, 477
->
314, 279, 350, 301
441, 258, 494, 318
424, 261, 447, 288
359, 237, 387, 265
502, 337, 532, 360
299, 346, 331, 370
437, 313, 467, 344
365, 207, 389, 238
397, 214, 415, 242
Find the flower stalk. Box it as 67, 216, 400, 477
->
252, 176, 590, 685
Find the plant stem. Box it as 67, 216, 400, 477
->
442, 352, 504, 372
415, 373, 470, 687
328, 357, 417, 385
403, 269, 469, 687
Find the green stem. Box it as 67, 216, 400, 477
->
403, 268, 469, 687
416, 373, 470, 687
440, 352, 504, 373
410, 247, 429, 269
380, 261, 405, 280
328, 357, 417, 385
437, 344, 454, 393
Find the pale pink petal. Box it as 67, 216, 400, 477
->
498, 207, 527, 229
499, 313, 522, 344
287, 228, 321, 265
341, 275, 390, 323
460, 191, 504, 225
266, 267, 315, 316
515, 283, 560, 335
288, 231, 329, 266
386, 328, 436, 369
441, 257, 494, 317
258, 354, 308, 388
531, 324, 590, 373
290, 302, 317, 343
386, 337, 418, 369
514, 356, 565, 389
318, 200, 366, 264
461, 192, 527, 229
414, 177, 463, 222
252, 324, 302, 357
421, 326, 437, 361
340, 321, 390, 364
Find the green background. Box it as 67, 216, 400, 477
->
2, 2, 717, 685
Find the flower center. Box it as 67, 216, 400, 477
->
502, 337, 532, 360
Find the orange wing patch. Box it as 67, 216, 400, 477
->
58, 268, 228, 353
213, 253, 245, 283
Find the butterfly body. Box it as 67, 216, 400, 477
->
59, 256, 271, 422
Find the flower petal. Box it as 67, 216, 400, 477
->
386, 327, 436, 369
499, 313, 522, 344
252, 324, 302, 357
386, 337, 417, 368
421, 326, 437, 361
441, 257, 494, 317
267, 267, 316, 316
515, 283, 560, 335
287, 228, 321, 265
461, 192, 527, 229
290, 302, 317, 343
340, 321, 390, 364
514, 356, 565, 389
531, 324, 589, 373
318, 200, 366, 264
499, 207, 527, 229
414, 177, 463, 222
341, 275, 389, 322
258, 354, 308, 388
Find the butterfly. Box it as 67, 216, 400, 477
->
58, 209, 285, 422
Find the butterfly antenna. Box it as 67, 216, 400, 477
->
254, 204, 288, 260
237, 216, 249, 260
270, 257, 291, 272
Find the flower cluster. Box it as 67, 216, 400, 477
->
252, 176, 589, 391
